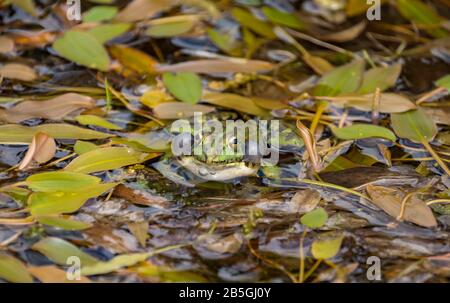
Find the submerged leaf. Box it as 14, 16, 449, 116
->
358, 64, 402, 94
75, 115, 123, 130
202, 93, 267, 116
314, 60, 365, 96
37, 216, 92, 231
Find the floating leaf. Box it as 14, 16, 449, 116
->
53, 30, 110, 71
300, 207, 328, 229
207, 29, 240, 56
29, 182, 117, 216
391, 108, 437, 143
311, 234, 344, 259
36, 215, 92, 230
358, 64, 402, 94
115, 0, 177, 22
26, 171, 101, 192
32, 237, 99, 266
153, 102, 214, 119
0, 63, 37, 82
146, 15, 198, 37
163, 72, 202, 104
0, 254, 33, 283
0, 124, 112, 144
81, 252, 150, 276
109, 45, 157, 75
28, 265, 91, 283
83, 6, 118, 23
89, 23, 131, 44
19, 132, 56, 170
231, 7, 275, 38
332, 124, 396, 141
65, 146, 149, 174
314, 60, 365, 96
0, 36, 15, 53
318, 21, 366, 42
75, 115, 123, 130
436, 75, 450, 92
157, 59, 274, 74
202, 93, 267, 116
366, 184, 437, 227
261, 7, 305, 30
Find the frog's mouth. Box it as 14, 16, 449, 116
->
176, 156, 259, 181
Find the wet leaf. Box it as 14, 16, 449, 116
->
29, 182, 118, 216
314, 60, 365, 96
32, 237, 99, 266
146, 15, 198, 37
81, 252, 151, 276
231, 7, 275, 38
207, 29, 240, 56
366, 184, 437, 228
153, 102, 214, 119
261, 7, 305, 30
75, 115, 123, 130
83, 6, 118, 23
19, 132, 56, 170
358, 64, 402, 94
0, 36, 15, 53
115, 0, 177, 22
318, 21, 366, 42
332, 124, 396, 141
300, 207, 328, 229
128, 222, 149, 247
163, 72, 202, 104
65, 146, 149, 174
74, 141, 99, 155
157, 59, 274, 74
202, 92, 267, 116
311, 234, 344, 260
53, 30, 110, 71
28, 265, 91, 283
0, 63, 37, 82
436, 74, 450, 91
0, 93, 95, 123
391, 108, 437, 143
26, 171, 101, 192
0, 253, 33, 283
36, 215, 93, 230
89, 23, 131, 44
10, 0, 37, 16
109, 44, 157, 75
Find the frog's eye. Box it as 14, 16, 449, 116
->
228, 136, 238, 149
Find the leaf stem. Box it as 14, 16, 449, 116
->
421, 140, 450, 176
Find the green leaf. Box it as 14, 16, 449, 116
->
64, 146, 148, 174
10, 0, 37, 16
231, 7, 275, 39
146, 16, 197, 38
396, 0, 448, 38
300, 207, 328, 229
53, 30, 110, 71
88, 23, 131, 44
74, 141, 99, 155
261, 7, 305, 30
358, 64, 402, 94
314, 60, 365, 96
332, 124, 396, 141
37, 215, 92, 230
0, 124, 112, 143
29, 183, 117, 216
311, 234, 344, 259
81, 252, 151, 276
163, 72, 202, 104
0, 253, 33, 283
83, 6, 118, 23
207, 29, 240, 55
436, 75, 450, 91
26, 171, 101, 193
32, 237, 99, 266
202, 92, 267, 116
75, 115, 123, 130
391, 108, 437, 143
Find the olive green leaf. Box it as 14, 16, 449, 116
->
261, 7, 305, 30
26, 171, 101, 193
89, 23, 131, 44
163, 72, 203, 104
358, 64, 402, 94
391, 108, 437, 143
0, 253, 33, 283
300, 207, 328, 229
75, 115, 123, 130
36, 215, 92, 231
436, 75, 450, 92
332, 124, 396, 141
311, 234, 344, 260
314, 60, 365, 96
83, 6, 118, 23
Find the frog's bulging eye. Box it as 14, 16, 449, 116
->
228, 136, 238, 148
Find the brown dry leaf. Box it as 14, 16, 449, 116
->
153, 102, 215, 119
303, 54, 334, 75
128, 222, 149, 248
115, 0, 179, 22
0, 93, 95, 123
0, 63, 37, 82
0, 36, 14, 53
291, 189, 321, 214
366, 184, 437, 228
19, 132, 56, 170
157, 59, 274, 74
109, 45, 158, 75
12, 31, 55, 47
318, 21, 366, 42
423, 107, 450, 125
28, 265, 91, 283
113, 184, 170, 208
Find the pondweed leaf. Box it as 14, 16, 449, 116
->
36, 215, 92, 231
203, 93, 267, 116
163, 72, 202, 104
64, 146, 149, 174
261, 7, 305, 30
53, 30, 110, 71
314, 60, 365, 96
332, 124, 396, 141
436, 75, 450, 91
153, 102, 214, 119
89, 23, 131, 44
115, 0, 177, 22
74, 141, 99, 155
158, 59, 274, 74
29, 182, 117, 215
75, 115, 123, 130
358, 64, 402, 94
0, 253, 33, 283
0, 124, 112, 143
0, 63, 37, 82
81, 252, 151, 276
300, 207, 328, 229
231, 7, 275, 39
26, 171, 101, 192
391, 109, 437, 143
311, 234, 344, 260
83, 5, 118, 23
109, 44, 158, 75
32, 237, 99, 266
146, 15, 198, 38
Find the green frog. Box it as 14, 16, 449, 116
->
152, 112, 305, 186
